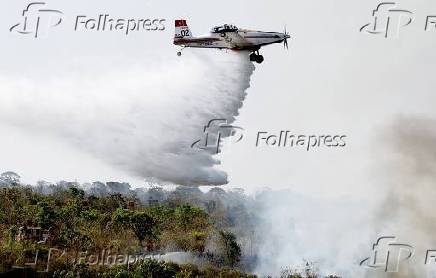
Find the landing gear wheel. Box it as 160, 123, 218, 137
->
249, 53, 264, 64
177, 51, 182, 57
249, 53, 257, 62
256, 55, 264, 64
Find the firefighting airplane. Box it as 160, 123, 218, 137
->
173, 19, 290, 64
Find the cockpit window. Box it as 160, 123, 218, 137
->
211, 24, 238, 33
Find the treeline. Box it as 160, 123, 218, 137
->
0, 172, 341, 278
0, 178, 251, 276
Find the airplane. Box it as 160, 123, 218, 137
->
173, 19, 290, 64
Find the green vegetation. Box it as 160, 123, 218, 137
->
0, 183, 252, 277
0, 173, 341, 277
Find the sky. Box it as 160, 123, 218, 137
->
0, 0, 435, 200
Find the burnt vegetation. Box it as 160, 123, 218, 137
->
0, 172, 339, 277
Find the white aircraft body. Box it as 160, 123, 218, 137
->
173, 20, 290, 64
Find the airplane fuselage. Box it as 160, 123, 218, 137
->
174, 29, 289, 51
173, 21, 290, 63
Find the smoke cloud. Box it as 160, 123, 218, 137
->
252, 189, 369, 277
0, 51, 255, 186
362, 116, 436, 277
250, 116, 436, 278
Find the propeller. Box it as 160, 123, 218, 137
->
283, 26, 289, 50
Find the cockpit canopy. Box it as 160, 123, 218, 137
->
211, 24, 238, 33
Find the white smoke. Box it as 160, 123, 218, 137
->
252, 190, 371, 277
361, 116, 436, 278
252, 116, 436, 278
0, 51, 255, 186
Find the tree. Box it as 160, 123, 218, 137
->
66, 187, 86, 217
112, 208, 157, 249
69, 187, 85, 200
219, 231, 241, 267
130, 212, 157, 249
36, 201, 57, 229
112, 208, 132, 224
0, 171, 21, 186
174, 205, 207, 231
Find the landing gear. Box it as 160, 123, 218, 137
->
256, 55, 264, 63
249, 51, 264, 64
177, 47, 186, 57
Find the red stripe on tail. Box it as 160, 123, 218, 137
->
175, 20, 187, 27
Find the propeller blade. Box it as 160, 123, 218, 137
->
283, 25, 289, 50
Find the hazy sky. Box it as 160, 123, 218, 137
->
1, 0, 435, 200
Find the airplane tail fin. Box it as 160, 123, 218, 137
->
174, 19, 193, 39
